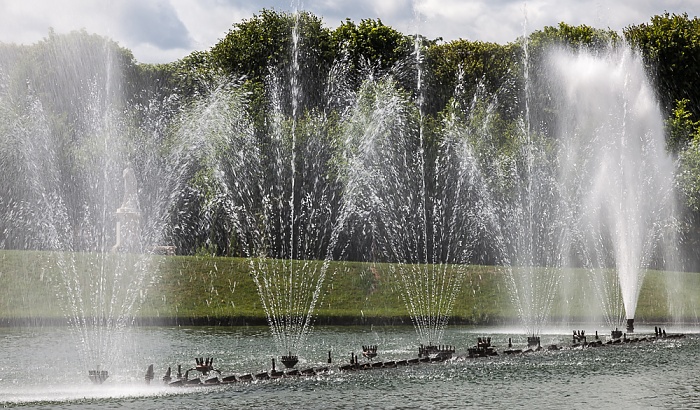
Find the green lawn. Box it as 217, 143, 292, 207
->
0, 250, 698, 325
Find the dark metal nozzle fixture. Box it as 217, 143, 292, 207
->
281, 352, 299, 368
88, 369, 109, 384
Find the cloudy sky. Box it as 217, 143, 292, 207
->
1, 0, 698, 64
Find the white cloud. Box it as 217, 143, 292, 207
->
117, 1, 193, 49
169, 0, 253, 51
130, 42, 192, 64
371, 0, 412, 17
0, 1, 109, 44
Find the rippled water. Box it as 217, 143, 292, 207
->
1, 326, 698, 409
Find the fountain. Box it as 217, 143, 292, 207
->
335, 58, 483, 349
549, 44, 678, 331
173, 11, 345, 366
463, 34, 680, 337
0, 32, 189, 383
499, 16, 572, 338
443, 14, 571, 338
1, 9, 698, 407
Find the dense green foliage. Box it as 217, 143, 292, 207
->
2, 10, 700, 271
426, 40, 520, 119
625, 13, 700, 121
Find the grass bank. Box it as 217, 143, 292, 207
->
0, 250, 698, 326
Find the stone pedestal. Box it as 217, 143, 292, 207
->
111, 167, 141, 253
112, 207, 141, 253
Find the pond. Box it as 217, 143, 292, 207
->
1, 325, 698, 409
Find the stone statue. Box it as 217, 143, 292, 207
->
120, 166, 139, 212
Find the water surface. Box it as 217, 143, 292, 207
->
1, 326, 698, 409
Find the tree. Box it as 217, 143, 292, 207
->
330, 18, 412, 79
624, 13, 700, 122
426, 40, 518, 119
209, 9, 334, 115
667, 99, 700, 152
675, 99, 700, 210
676, 110, 700, 270
529, 22, 619, 50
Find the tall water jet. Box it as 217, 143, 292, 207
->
337, 70, 481, 346
550, 44, 677, 330
0, 32, 183, 381
0, 33, 191, 383
111, 166, 141, 253
180, 12, 343, 362
486, 16, 567, 337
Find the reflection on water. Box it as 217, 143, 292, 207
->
0, 326, 698, 408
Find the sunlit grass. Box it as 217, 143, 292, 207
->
0, 250, 697, 325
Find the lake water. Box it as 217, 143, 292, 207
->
1, 325, 698, 409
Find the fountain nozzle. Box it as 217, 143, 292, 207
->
88, 369, 109, 384
626, 318, 635, 333
281, 352, 299, 368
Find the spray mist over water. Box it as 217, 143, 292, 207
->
550, 44, 677, 327
176, 27, 344, 356
0, 37, 183, 376
336, 71, 484, 346
0, 33, 216, 379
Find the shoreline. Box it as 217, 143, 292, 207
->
1, 314, 693, 328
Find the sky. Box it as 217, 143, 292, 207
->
0, 0, 698, 64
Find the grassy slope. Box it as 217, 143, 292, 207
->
0, 250, 698, 325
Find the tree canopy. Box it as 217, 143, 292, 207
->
624, 13, 700, 119
2, 10, 700, 270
